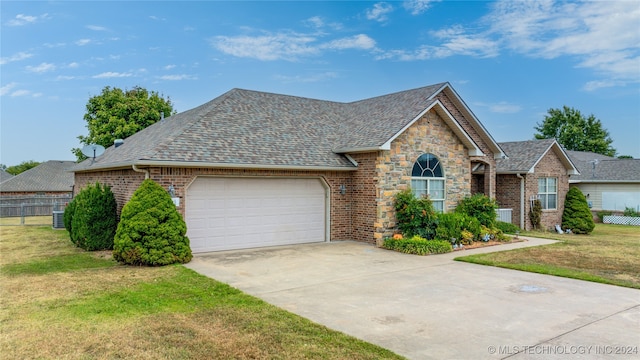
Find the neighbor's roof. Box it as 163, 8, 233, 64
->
567, 151, 640, 183
0, 160, 76, 192
72, 83, 505, 172
0, 169, 14, 183
496, 139, 579, 175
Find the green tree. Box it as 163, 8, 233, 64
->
72, 86, 175, 160
69, 182, 118, 250
562, 187, 595, 234
2, 160, 41, 175
534, 106, 616, 157
113, 179, 192, 266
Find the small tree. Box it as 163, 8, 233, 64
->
113, 179, 192, 266
562, 187, 595, 234
529, 199, 542, 230
455, 193, 498, 228
70, 183, 118, 250
394, 189, 438, 239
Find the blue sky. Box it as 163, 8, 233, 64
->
1, 0, 639, 166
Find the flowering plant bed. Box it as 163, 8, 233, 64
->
451, 237, 524, 251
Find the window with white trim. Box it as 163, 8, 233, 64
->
538, 177, 557, 210
411, 153, 445, 212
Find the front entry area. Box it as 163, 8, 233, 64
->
185, 177, 327, 253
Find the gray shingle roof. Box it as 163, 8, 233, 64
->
496, 139, 578, 174
0, 169, 14, 183
72, 83, 501, 172
567, 151, 640, 182
0, 160, 75, 192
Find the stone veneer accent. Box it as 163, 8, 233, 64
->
373, 108, 471, 241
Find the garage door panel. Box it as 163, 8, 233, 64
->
186, 177, 327, 253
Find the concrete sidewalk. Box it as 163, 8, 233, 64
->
185, 238, 640, 359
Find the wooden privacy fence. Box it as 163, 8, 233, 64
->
0, 195, 72, 225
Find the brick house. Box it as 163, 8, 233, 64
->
71, 82, 507, 253
495, 139, 579, 230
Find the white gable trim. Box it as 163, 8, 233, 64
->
531, 141, 581, 175
380, 100, 484, 156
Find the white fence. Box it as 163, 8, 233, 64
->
603, 215, 640, 226
496, 208, 512, 223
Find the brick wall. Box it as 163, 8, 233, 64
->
495, 149, 570, 231
75, 167, 357, 242
349, 153, 378, 244
529, 150, 570, 231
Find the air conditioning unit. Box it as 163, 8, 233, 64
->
52, 211, 65, 229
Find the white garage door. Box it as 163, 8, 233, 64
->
186, 177, 327, 253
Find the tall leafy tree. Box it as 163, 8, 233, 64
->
2, 160, 41, 175
72, 86, 175, 160
534, 106, 616, 157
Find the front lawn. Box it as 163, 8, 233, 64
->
455, 224, 640, 289
0, 226, 404, 359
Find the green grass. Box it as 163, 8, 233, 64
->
456, 223, 640, 289
1, 253, 117, 276
1, 226, 404, 360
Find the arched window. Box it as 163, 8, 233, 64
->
411, 153, 445, 212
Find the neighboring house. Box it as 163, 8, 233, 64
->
71, 82, 506, 253
0, 160, 76, 196
567, 151, 640, 212
495, 139, 579, 231
0, 169, 14, 183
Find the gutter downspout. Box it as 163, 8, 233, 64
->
516, 173, 525, 229
132, 164, 149, 180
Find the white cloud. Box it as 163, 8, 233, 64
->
274, 72, 339, 83
0, 51, 33, 65
213, 33, 319, 61
366, 2, 394, 22
403, 0, 440, 15
87, 25, 108, 31
213, 30, 377, 61
6, 13, 49, 26
75, 39, 91, 46
489, 102, 522, 114
92, 72, 133, 78
322, 34, 376, 50
473, 101, 522, 114
158, 74, 197, 80
0, 83, 17, 96
485, 0, 640, 86
25, 62, 56, 73
67, 62, 79, 68
164, 64, 176, 70
10, 89, 31, 97
56, 75, 77, 81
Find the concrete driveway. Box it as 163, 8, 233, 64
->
185, 239, 640, 359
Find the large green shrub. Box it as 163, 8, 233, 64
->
70, 182, 118, 250
562, 187, 595, 234
383, 235, 452, 255
63, 198, 77, 235
496, 221, 520, 234
113, 179, 192, 266
435, 212, 482, 243
394, 189, 438, 239
455, 193, 498, 228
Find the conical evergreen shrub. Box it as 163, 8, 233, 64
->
113, 179, 192, 265
69, 182, 118, 250
562, 187, 595, 234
